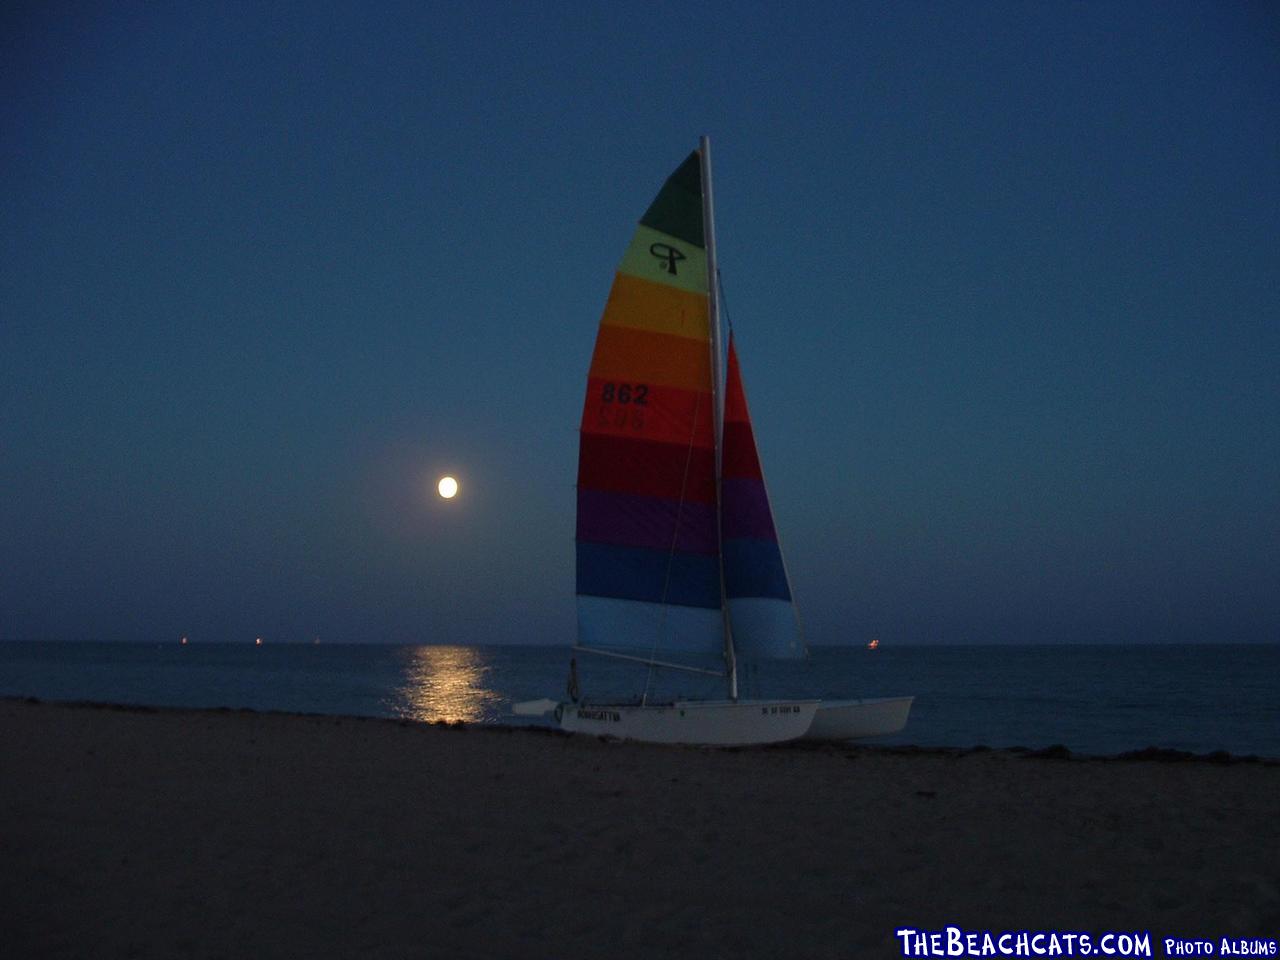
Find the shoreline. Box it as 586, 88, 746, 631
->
4, 697, 1277, 957
6, 695, 1277, 764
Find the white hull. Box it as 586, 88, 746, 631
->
511, 697, 558, 717
557, 698, 819, 746
803, 696, 914, 741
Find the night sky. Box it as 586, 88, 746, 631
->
3, 2, 1276, 645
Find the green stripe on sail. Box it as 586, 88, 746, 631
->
639, 151, 704, 248
616, 224, 708, 295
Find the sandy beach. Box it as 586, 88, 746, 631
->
2, 698, 1277, 958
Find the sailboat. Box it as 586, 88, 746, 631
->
515, 137, 912, 745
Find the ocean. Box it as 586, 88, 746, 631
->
2, 642, 1277, 758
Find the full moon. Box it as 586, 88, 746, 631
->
437, 476, 459, 499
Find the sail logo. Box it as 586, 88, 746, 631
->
649, 242, 686, 275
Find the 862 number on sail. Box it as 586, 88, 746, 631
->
596, 381, 648, 431
600, 382, 648, 405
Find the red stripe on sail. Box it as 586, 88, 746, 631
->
722, 422, 763, 480
580, 379, 715, 449
722, 342, 765, 479
724, 339, 751, 424
578, 434, 716, 503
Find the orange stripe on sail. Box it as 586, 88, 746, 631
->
587, 324, 712, 393
600, 272, 709, 341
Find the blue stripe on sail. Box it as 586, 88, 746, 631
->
722, 538, 792, 601
577, 596, 724, 659
727, 596, 804, 660
577, 542, 721, 609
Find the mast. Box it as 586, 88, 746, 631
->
700, 135, 738, 701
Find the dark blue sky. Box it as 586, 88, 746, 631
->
2, 2, 1276, 644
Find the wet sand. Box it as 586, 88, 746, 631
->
2, 697, 1277, 958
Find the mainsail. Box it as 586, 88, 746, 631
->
575, 148, 804, 668
575, 152, 722, 659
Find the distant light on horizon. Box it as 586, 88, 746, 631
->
437, 476, 459, 500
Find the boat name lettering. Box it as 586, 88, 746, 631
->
577, 709, 621, 722
761, 705, 802, 715
648, 242, 686, 275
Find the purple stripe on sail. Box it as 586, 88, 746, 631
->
577, 488, 718, 555
721, 477, 778, 541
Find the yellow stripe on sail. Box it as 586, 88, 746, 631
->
616, 224, 708, 296
587, 323, 712, 392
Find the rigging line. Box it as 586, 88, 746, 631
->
717, 269, 733, 337
575, 646, 723, 677
642, 386, 705, 705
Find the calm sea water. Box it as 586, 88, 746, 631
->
2, 642, 1277, 758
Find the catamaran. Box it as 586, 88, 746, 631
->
516, 137, 913, 745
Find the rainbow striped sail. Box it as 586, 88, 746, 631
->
722, 336, 803, 658
575, 146, 803, 671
